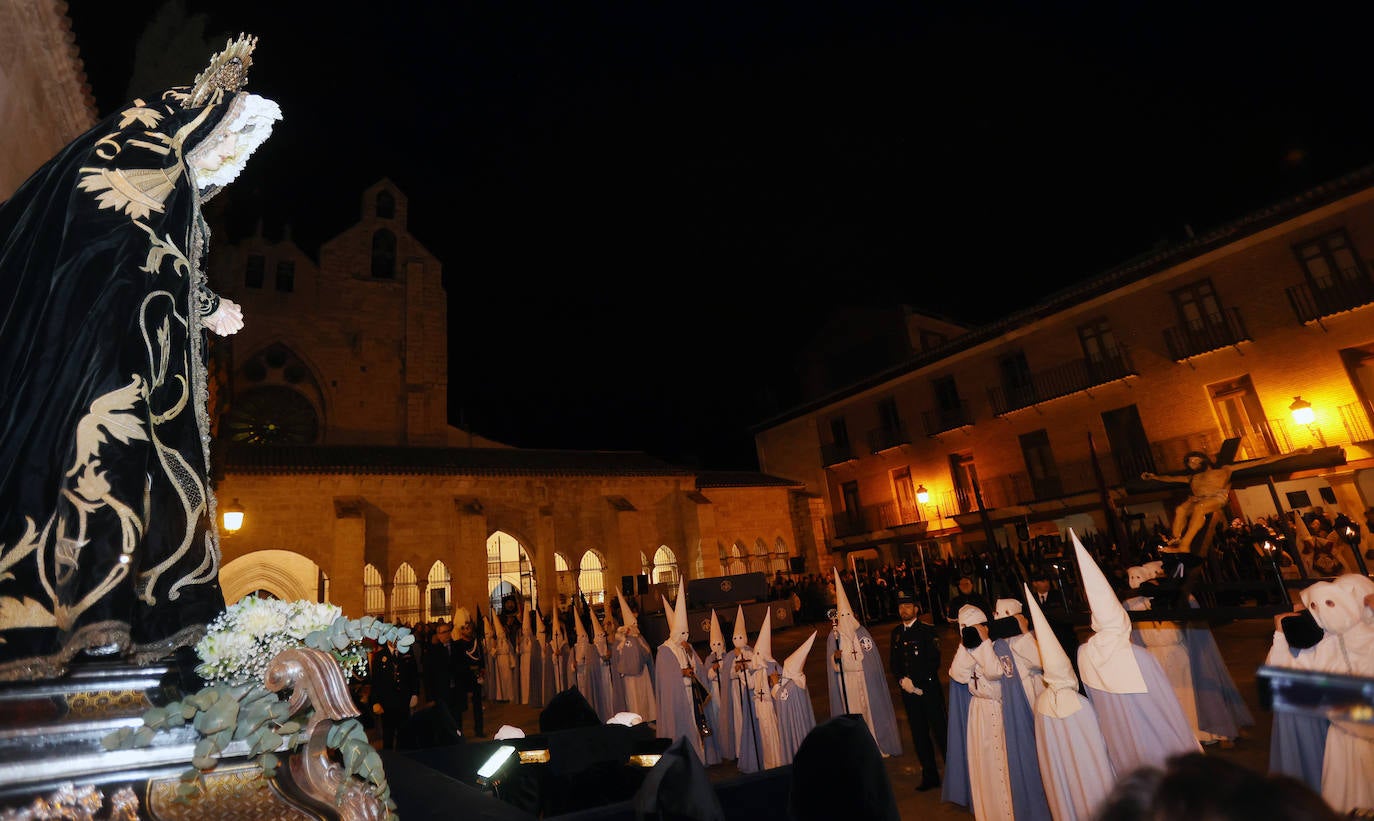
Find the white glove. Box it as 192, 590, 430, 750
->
409, 694, 418, 709
899, 677, 918, 695
204, 298, 244, 336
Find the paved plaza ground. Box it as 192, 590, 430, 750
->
390, 614, 1281, 819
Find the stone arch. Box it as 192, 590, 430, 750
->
771, 537, 792, 576
650, 545, 679, 586
554, 551, 575, 608
749, 538, 770, 574
221, 549, 322, 605
363, 563, 385, 616
487, 530, 538, 612
426, 560, 452, 621
227, 341, 328, 444
721, 541, 746, 575
578, 548, 608, 604
391, 562, 420, 624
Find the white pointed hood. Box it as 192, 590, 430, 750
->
492, 608, 508, 643
659, 595, 676, 645
672, 577, 691, 642
731, 604, 749, 649
616, 587, 637, 629
1073, 529, 1147, 694
590, 603, 607, 640
573, 603, 589, 642
1023, 583, 1084, 718
782, 630, 817, 689
832, 567, 861, 644
454, 606, 472, 628
709, 609, 726, 656
754, 608, 774, 663
1334, 572, 1374, 624
534, 604, 547, 645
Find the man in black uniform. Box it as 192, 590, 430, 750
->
452, 618, 486, 737
889, 588, 946, 791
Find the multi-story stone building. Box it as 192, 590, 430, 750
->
206, 181, 814, 623
754, 166, 1374, 580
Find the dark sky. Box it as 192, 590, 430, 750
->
65, 1, 1374, 470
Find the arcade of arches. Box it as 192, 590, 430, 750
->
215, 471, 825, 624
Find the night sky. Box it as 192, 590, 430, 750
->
64, 1, 1374, 470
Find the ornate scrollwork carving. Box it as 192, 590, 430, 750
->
263, 648, 385, 821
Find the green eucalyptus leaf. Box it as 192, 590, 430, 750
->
277, 720, 301, 735
193, 694, 239, 735
142, 706, 167, 729
131, 726, 156, 747
100, 727, 132, 751
180, 767, 200, 783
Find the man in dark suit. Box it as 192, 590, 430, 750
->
370, 640, 420, 750
889, 589, 946, 792
1029, 573, 1081, 678
452, 618, 486, 737
423, 621, 461, 718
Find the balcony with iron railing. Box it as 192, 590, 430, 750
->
829, 500, 926, 539
987, 348, 1138, 416
922, 400, 972, 436
866, 423, 911, 454
1284, 268, 1374, 324
1162, 307, 1250, 361
820, 441, 856, 467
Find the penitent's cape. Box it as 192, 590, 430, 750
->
0, 86, 249, 680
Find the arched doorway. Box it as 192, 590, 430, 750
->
221, 550, 323, 605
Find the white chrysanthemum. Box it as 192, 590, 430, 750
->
286, 602, 340, 639
237, 600, 288, 637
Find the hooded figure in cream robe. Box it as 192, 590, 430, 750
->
740, 609, 785, 772
703, 609, 732, 759
721, 604, 756, 763
1124, 562, 1210, 744
613, 588, 656, 724
1023, 584, 1116, 821
653, 580, 718, 764
1265, 575, 1374, 815
773, 629, 818, 765
489, 607, 517, 703
948, 603, 1014, 821
824, 567, 902, 757
1071, 530, 1200, 776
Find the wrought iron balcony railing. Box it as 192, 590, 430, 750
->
1285, 270, 1374, 324
1162, 308, 1250, 361
820, 441, 855, 467
922, 400, 972, 436
987, 348, 1137, 416
866, 423, 911, 454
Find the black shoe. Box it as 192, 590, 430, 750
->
916, 775, 941, 792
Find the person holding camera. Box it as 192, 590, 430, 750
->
889, 589, 946, 791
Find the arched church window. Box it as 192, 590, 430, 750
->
487, 531, 537, 613
579, 550, 607, 605
371, 229, 396, 279
375, 190, 395, 219
391, 563, 420, 625
426, 561, 452, 621
224, 386, 319, 444
651, 545, 678, 587
364, 564, 384, 617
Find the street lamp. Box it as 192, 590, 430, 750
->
915, 484, 930, 505
221, 498, 245, 534
1287, 396, 1325, 446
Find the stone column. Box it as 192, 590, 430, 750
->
330, 497, 366, 618
451, 497, 490, 621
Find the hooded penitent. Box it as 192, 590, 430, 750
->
673, 578, 691, 643
709, 610, 726, 658
731, 605, 749, 649
781, 630, 817, 690
753, 608, 774, 664
826, 567, 902, 758
1072, 530, 1147, 694
616, 587, 638, 631
1023, 584, 1082, 719
0, 34, 283, 681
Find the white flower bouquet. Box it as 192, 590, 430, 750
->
104, 596, 415, 819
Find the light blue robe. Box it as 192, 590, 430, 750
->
941, 680, 973, 809
1033, 695, 1117, 821
825, 624, 902, 757
992, 637, 1053, 821
1082, 643, 1201, 775
653, 642, 719, 765
773, 675, 816, 766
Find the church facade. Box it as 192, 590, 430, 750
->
205, 182, 819, 623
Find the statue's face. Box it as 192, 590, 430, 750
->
1186, 455, 1204, 470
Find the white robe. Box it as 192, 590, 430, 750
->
950, 641, 1014, 821
745, 659, 785, 770
1266, 623, 1374, 814
1127, 597, 1205, 742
